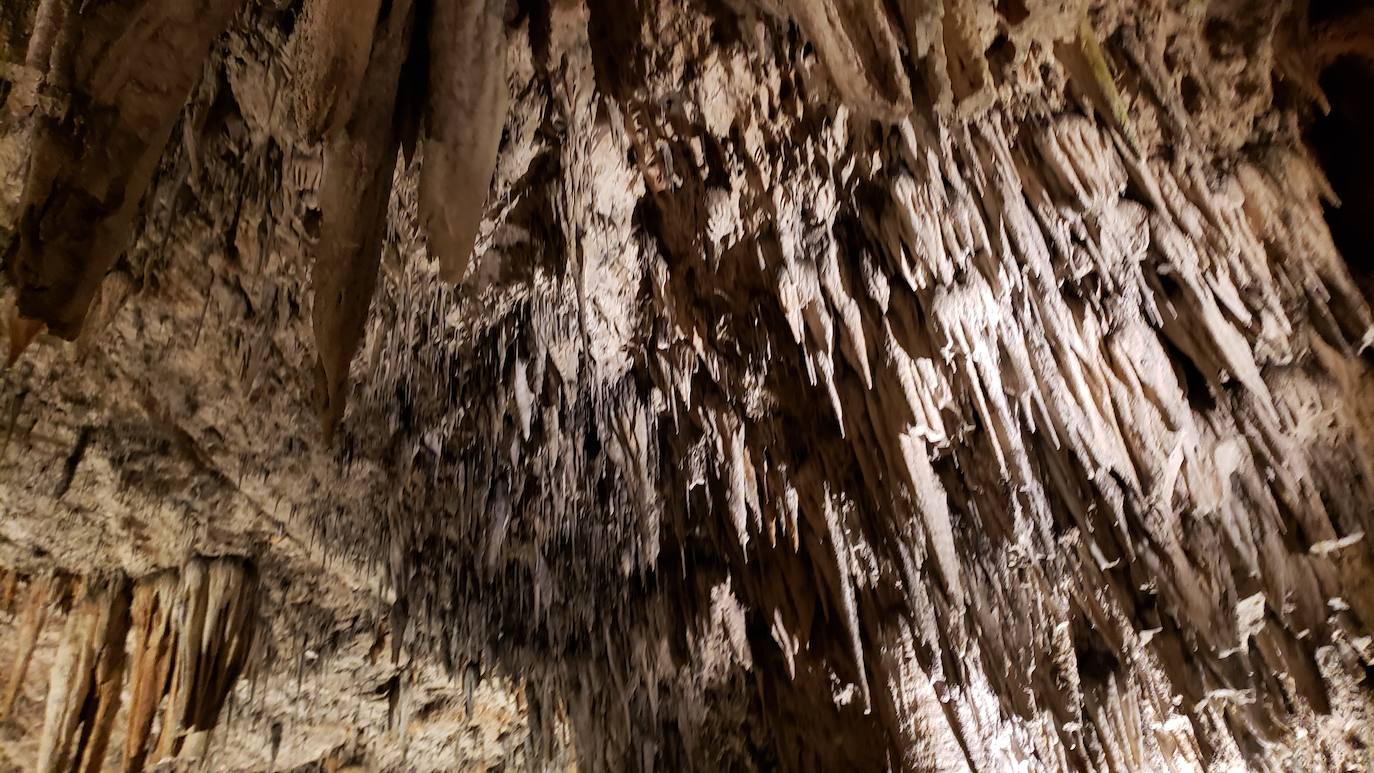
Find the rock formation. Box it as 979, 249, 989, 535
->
2, 0, 1373, 770
1, 559, 258, 771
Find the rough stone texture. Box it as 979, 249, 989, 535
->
0, 567, 571, 770
3, 0, 1374, 770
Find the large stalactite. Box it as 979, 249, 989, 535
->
2, 0, 1374, 770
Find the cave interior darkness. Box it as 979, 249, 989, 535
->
1309, 0, 1374, 296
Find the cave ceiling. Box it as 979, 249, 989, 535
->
2, 0, 1374, 770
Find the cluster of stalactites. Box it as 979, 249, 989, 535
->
0, 557, 258, 773
1, 0, 1119, 441
0, 0, 509, 439
355, 0, 1374, 767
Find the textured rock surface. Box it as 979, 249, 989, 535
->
3, 0, 1374, 770
0, 566, 570, 770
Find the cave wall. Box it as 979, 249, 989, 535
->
2, 0, 1374, 770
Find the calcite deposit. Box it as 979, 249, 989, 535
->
2, 0, 1373, 769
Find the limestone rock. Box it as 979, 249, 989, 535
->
1, 0, 1373, 770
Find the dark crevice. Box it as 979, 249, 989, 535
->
1161, 332, 1217, 414
1309, 0, 1368, 25
997, 0, 1031, 26
1309, 55, 1374, 301
55, 425, 92, 498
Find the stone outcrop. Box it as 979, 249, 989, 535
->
2, 0, 1373, 770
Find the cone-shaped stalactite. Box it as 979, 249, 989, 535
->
4, 0, 248, 338
308, 0, 416, 438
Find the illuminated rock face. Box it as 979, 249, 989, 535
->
3, 0, 1374, 770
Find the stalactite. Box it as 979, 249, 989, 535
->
5, 0, 247, 338
0, 572, 69, 720
34, 575, 131, 773
771, 0, 912, 121
418, 0, 509, 283
310, 0, 416, 439
5, 301, 43, 365
284, 0, 385, 142
150, 557, 259, 763
1, 0, 1372, 769
120, 571, 178, 773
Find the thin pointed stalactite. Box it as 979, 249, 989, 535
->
120, 571, 179, 773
